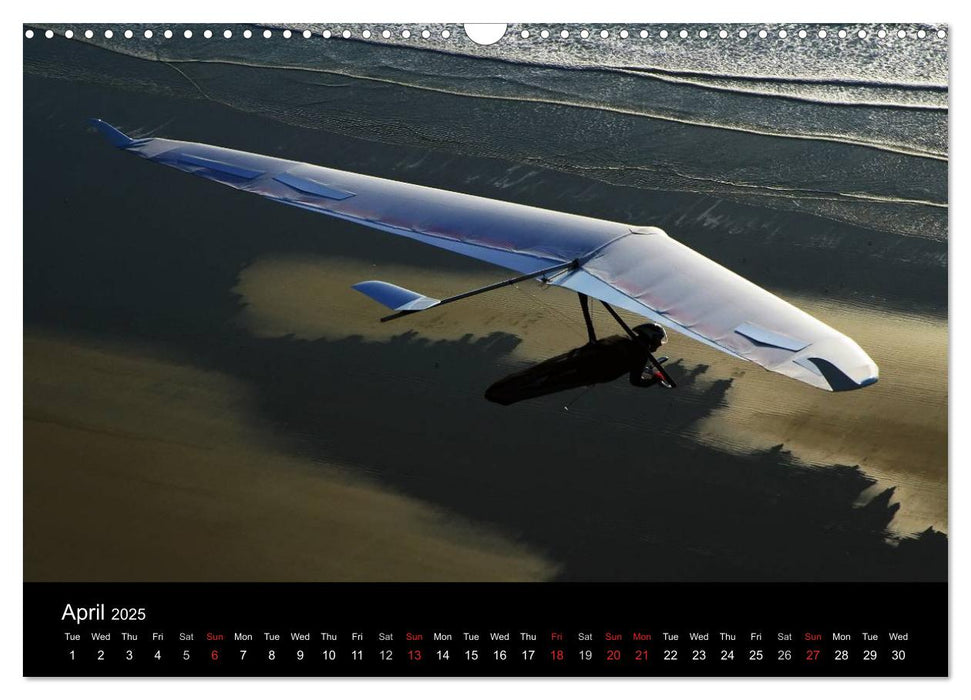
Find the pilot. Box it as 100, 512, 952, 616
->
485, 323, 670, 406
628, 323, 669, 386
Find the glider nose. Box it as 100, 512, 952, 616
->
799, 336, 879, 391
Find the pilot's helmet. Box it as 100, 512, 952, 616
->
633, 323, 667, 351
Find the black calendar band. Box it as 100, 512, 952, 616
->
23, 581, 947, 677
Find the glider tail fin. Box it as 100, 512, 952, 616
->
352, 281, 441, 318
354, 261, 577, 322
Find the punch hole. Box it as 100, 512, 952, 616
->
464, 24, 504, 45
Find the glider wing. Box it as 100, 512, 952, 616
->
91, 119, 878, 391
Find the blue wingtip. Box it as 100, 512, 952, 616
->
88, 118, 135, 148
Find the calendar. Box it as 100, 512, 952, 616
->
22, 18, 949, 680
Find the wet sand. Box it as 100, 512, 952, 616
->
234, 254, 948, 536
24, 333, 557, 581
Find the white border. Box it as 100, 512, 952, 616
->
5, 0, 963, 698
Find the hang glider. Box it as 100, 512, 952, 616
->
90, 119, 878, 392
